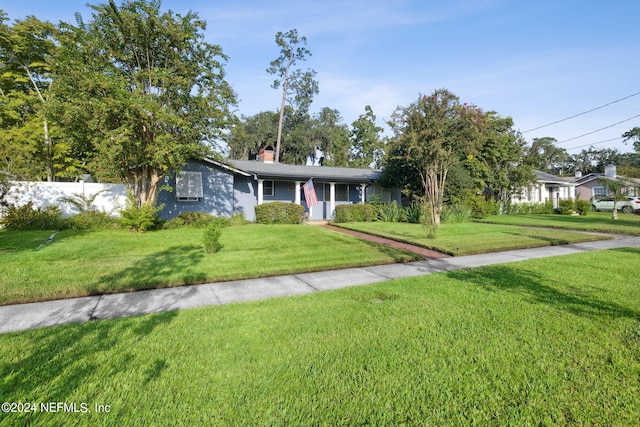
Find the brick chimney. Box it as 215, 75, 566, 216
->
258, 147, 274, 163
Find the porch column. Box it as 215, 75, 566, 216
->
360, 184, 367, 203
295, 181, 301, 205
329, 182, 336, 218
257, 179, 264, 205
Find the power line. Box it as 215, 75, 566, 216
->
555, 114, 640, 144
564, 137, 624, 152
522, 91, 640, 133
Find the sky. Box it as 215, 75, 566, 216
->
3, 0, 640, 154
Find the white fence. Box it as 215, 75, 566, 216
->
4, 181, 128, 217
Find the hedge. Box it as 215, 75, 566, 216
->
334, 204, 377, 223
254, 202, 304, 224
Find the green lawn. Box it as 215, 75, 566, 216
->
477, 212, 640, 235
1, 248, 639, 426
334, 221, 610, 255
0, 225, 420, 305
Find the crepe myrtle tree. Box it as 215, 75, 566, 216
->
384, 89, 485, 227
53, 0, 236, 206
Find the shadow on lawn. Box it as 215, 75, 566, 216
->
89, 244, 208, 294
446, 255, 638, 320
0, 308, 176, 418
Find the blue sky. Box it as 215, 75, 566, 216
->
4, 0, 640, 154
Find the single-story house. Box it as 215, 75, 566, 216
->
512, 170, 576, 208
574, 171, 640, 200
157, 151, 400, 221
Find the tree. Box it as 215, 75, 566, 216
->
350, 105, 385, 168
310, 107, 350, 166
267, 29, 318, 163
523, 137, 568, 175
225, 111, 279, 160
467, 112, 535, 206
599, 177, 631, 220
566, 147, 622, 175
622, 127, 640, 152
384, 89, 485, 227
0, 12, 77, 181
53, 0, 236, 206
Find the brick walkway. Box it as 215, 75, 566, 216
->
321, 224, 449, 259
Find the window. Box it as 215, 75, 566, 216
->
263, 180, 274, 197
323, 183, 349, 202
593, 186, 606, 198
176, 171, 203, 201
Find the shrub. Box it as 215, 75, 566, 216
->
575, 199, 590, 216
441, 203, 472, 223
467, 196, 498, 219
203, 221, 224, 253
404, 203, 424, 224
0, 202, 65, 230
64, 211, 118, 230
557, 199, 575, 215
119, 194, 163, 232
334, 204, 377, 223
164, 211, 216, 228
376, 202, 405, 222
505, 201, 554, 215
254, 202, 304, 224
229, 211, 248, 226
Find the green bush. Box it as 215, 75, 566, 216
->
64, 211, 118, 230
203, 221, 224, 253
334, 204, 377, 223
119, 194, 163, 232
376, 202, 405, 222
164, 211, 216, 228
505, 201, 554, 215
441, 203, 472, 223
467, 196, 498, 219
575, 199, 590, 216
0, 202, 65, 230
557, 199, 575, 215
229, 211, 248, 226
254, 202, 304, 224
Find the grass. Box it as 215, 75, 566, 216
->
334, 221, 610, 255
0, 225, 419, 305
478, 212, 640, 235
1, 248, 639, 426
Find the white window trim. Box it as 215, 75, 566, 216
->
176, 171, 203, 201
263, 180, 274, 197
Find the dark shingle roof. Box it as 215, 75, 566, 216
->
535, 170, 574, 184
225, 159, 381, 183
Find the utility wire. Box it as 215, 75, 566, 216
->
555, 114, 640, 144
564, 137, 624, 152
522, 91, 640, 133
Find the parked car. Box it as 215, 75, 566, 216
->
592, 196, 640, 213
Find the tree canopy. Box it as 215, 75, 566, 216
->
383, 89, 485, 226
52, 0, 236, 205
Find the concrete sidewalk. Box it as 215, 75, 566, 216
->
2, 235, 640, 334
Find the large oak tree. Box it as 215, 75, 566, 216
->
53, 0, 235, 205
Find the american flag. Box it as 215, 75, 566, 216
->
302, 179, 319, 207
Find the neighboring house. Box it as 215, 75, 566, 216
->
512, 170, 575, 208
157, 150, 400, 221
574, 171, 640, 201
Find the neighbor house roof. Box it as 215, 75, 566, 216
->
205, 158, 381, 183
535, 170, 574, 185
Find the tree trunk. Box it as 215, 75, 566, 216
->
43, 118, 53, 182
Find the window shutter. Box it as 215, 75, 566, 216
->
176, 172, 203, 198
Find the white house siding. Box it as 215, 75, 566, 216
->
3, 181, 127, 217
